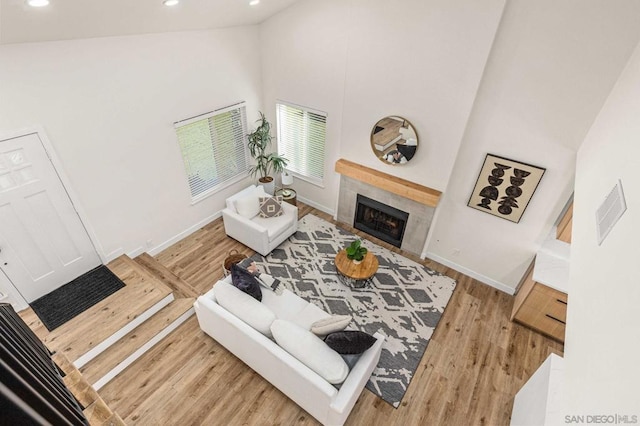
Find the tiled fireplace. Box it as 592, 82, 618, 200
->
354, 194, 409, 248
335, 160, 440, 256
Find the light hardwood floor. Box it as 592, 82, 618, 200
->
96, 205, 563, 425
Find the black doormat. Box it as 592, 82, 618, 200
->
30, 265, 126, 332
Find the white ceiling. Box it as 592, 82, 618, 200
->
0, 0, 301, 44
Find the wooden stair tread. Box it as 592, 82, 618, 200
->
44, 255, 173, 363
52, 352, 126, 425
79, 298, 195, 385
53, 352, 100, 408
101, 412, 127, 426
84, 397, 115, 425
134, 253, 199, 298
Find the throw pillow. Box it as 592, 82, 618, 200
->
230, 263, 262, 301
271, 319, 349, 384
214, 281, 276, 337
324, 330, 377, 355
310, 315, 353, 337
258, 196, 284, 218
235, 193, 260, 218
396, 143, 417, 161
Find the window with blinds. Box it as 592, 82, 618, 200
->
175, 103, 249, 203
276, 102, 327, 186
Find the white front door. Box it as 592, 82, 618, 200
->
0, 133, 100, 303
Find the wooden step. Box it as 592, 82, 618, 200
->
84, 397, 125, 425
134, 253, 199, 298
43, 255, 173, 367
51, 352, 126, 425
80, 298, 195, 390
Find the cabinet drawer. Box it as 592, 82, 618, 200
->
529, 285, 568, 322
512, 282, 567, 342
514, 304, 566, 342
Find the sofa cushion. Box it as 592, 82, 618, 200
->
261, 288, 309, 321
230, 264, 262, 301
271, 319, 349, 385
215, 281, 275, 337
290, 302, 332, 330
311, 315, 352, 337
258, 196, 284, 218
324, 330, 377, 355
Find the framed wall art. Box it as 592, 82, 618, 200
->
467, 154, 545, 223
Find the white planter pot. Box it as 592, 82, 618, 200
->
258, 178, 275, 195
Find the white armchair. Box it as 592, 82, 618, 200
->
222, 185, 298, 256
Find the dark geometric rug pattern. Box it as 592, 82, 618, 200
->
250, 214, 457, 408
30, 265, 126, 331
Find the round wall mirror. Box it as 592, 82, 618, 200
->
370, 116, 418, 165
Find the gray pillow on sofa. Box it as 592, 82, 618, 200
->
230, 263, 262, 301
324, 330, 377, 355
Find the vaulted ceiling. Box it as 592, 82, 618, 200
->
0, 0, 301, 44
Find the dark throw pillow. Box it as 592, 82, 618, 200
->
324, 330, 377, 355
230, 263, 262, 301
396, 143, 417, 161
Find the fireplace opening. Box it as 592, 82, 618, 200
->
354, 194, 409, 248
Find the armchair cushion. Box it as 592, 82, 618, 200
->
236, 193, 261, 218
252, 213, 295, 241
226, 185, 266, 214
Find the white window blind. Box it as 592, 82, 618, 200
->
276, 102, 327, 186
175, 103, 249, 203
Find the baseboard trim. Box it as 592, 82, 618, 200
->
72, 293, 175, 369
422, 251, 515, 295
92, 306, 195, 391
148, 212, 222, 257
297, 195, 334, 216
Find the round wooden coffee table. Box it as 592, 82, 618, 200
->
334, 249, 379, 288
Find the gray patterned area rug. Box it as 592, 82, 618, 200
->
250, 214, 457, 408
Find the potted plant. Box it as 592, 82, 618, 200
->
346, 239, 368, 264
247, 112, 288, 195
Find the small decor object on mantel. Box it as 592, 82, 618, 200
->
346, 239, 368, 264
467, 153, 545, 223
247, 112, 288, 195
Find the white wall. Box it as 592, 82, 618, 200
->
0, 28, 262, 260
260, 0, 352, 213
564, 37, 640, 415
260, 0, 506, 212
425, 0, 640, 292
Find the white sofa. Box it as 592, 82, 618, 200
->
194, 276, 384, 426
222, 185, 298, 256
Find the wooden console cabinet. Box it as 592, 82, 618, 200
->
511, 239, 569, 343
511, 266, 567, 342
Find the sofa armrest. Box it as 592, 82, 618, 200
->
328, 332, 385, 420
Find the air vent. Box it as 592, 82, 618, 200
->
596, 180, 627, 245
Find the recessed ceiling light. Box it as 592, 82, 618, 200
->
249, 0, 260, 5
163, 0, 179, 6
27, 0, 49, 7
